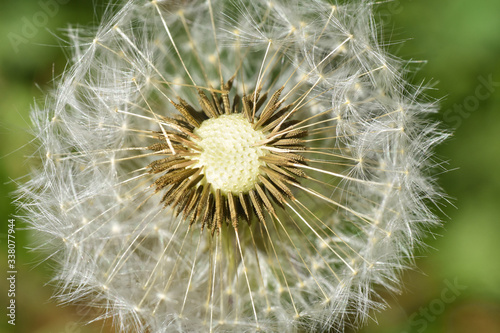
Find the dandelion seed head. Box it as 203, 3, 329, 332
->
16, 0, 448, 332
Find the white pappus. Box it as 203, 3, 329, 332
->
16, 0, 448, 332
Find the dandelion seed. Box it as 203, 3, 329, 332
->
17, 0, 447, 332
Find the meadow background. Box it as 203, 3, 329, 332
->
1, 0, 499, 332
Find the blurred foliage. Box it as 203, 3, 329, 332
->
1, 0, 499, 332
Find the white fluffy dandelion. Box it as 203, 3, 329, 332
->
17, 0, 447, 332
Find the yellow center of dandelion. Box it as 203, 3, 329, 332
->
193, 114, 267, 194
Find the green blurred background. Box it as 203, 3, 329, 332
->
1, 0, 499, 332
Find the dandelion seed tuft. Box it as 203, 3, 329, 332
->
16, 0, 448, 332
